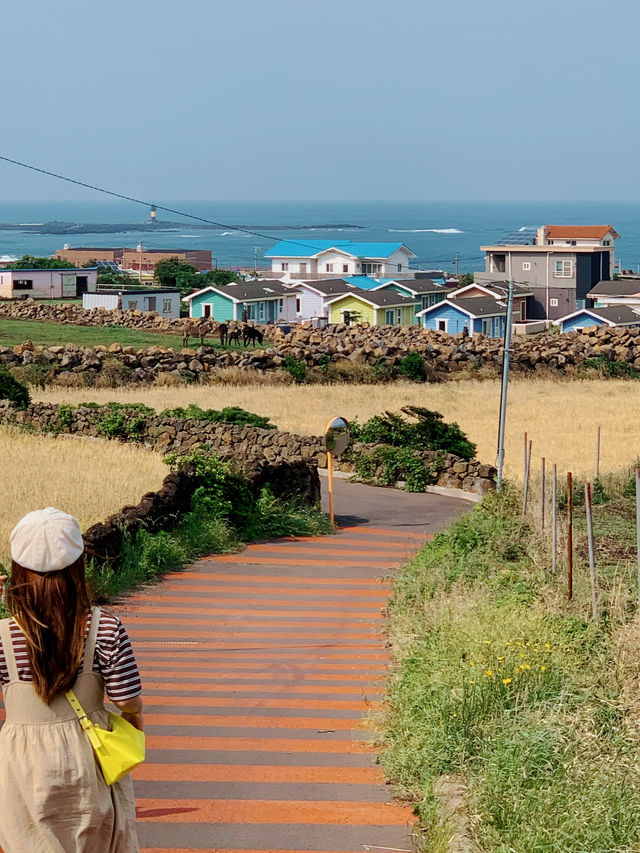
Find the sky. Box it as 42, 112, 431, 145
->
1, 0, 639, 202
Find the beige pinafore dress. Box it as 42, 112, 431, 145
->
0, 608, 139, 853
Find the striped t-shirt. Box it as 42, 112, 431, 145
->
0, 609, 142, 702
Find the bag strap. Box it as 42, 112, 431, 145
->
82, 606, 101, 674
65, 688, 102, 751
0, 619, 18, 682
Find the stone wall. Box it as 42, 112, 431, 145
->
2, 301, 640, 385
83, 458, 321, 568
0, 401, 496, 496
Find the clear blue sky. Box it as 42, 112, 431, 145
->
2, 0, 637, 201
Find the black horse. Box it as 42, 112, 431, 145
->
243, 325, 264, 348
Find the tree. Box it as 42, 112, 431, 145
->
199, 269, 241, 287
5, 255, 75, 270
153, 257, 199, 294
458, 272, 474, 286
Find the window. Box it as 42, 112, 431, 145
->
144, 296, 156, 311
568, 240, 576, 246
385, 309, 394, 325
281, 263, 288, 271
437, 319, 448, 332
603, 240, 611, 246
128, 300, 138, 310
550, 298, 559, 307
163, 299, 172, 314
522, 262, 531, 271
342, 264, 348, 273
553, 260, 573, 278
396, 308, 402, 324
423, 293, 445, 309
397, 263, 402, 272
203, 304, 212, 318
13, 279, 33, 290
325, 264, 334, 272
296, 298, 301, 312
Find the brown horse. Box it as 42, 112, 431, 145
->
227, 327, 241, 346
242, 325, 264, 348
218, 323, 229, 346
182, 319, 213, 348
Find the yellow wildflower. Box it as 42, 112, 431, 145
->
540, 665, 547, 672
502, 678, 512, 685
520, 653, 526, 659
497, 656, 505, 663
523, 664, 531, 670
485, 669, 493, 678
468, 679, 475, 685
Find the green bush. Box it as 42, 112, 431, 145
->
353, 446, 438, 492
283, 354, 307, 384
159, 404, 275, 429
398, 351, 427, 382
581, 356, 639, 378
351, 406, 476, 460
0, 366, 30, 409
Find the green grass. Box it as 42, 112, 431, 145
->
0, 318, 245, 351
382, 486, 640, 853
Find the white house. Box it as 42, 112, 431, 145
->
83, 289, 182, 318
0, 267, 98, 299
264, 240, 416, 280
291, 279, 359, 320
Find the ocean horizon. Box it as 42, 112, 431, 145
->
1, 200, 639, 274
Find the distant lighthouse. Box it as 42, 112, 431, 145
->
150, 205, 157, 223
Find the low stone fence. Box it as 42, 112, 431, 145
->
3, 301, 640, 385
0, 400, 496, 496
83, 458, 320, 567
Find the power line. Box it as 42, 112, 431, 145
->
0, 154, 483, 274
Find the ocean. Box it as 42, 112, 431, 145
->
1, 200, 640, 274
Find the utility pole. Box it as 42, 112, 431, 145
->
254, 246, 260, 272
496, 276, 514, 492
454, 253, 460, 276
137, 241, 143, 283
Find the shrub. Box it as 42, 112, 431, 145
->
283, 354, 307, 384
159, 404, 275, 430
398, 351, 427, 382
0, 367, 30, 409
351, 406, 476, 460
352, 446, 438, 492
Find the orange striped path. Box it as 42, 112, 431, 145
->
125, 523, 434, 853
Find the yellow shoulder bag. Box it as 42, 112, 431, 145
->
66, 689, 146, 786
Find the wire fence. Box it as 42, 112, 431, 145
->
519, 426, 640, 621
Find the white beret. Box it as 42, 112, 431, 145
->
10, 507, 84, 573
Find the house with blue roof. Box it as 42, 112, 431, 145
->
264, 240, 416, 280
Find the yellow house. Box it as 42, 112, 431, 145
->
326, 287, 417, 326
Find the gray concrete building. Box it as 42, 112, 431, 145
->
475, 225, 619, 320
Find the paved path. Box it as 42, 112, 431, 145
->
120, 480, 469, 853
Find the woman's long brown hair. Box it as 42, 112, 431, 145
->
6, 556, 91, 704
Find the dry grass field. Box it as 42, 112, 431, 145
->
35, 378, 639, 482
0, 428, 166, 568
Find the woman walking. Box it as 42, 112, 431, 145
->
0, 507, 143, 852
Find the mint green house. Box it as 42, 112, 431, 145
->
182, 282, 297, 323
372, 278, 454, 320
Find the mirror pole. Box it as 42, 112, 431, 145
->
327, 450, 335, 525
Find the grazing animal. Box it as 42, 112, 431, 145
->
227, 327, 241, 346
242, 325, 264, 348
218, 323, 229, 347
183, 320, 213, 348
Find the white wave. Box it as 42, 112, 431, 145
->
388, 228, 463, 234
0, 255, 18, 263
518, 226, 538, 231
180, 234, 199, 238
219, 231, 250, 237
